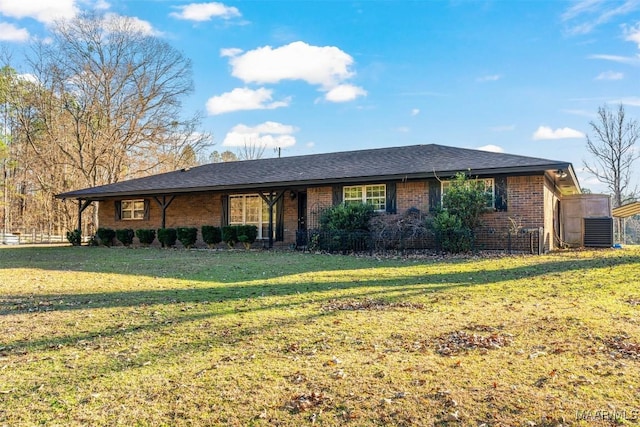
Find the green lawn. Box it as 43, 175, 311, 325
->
1, 246, 639, 426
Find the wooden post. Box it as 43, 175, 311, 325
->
153, 195, 176, 229
259, 190, 284, 248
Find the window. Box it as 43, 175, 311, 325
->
229, 194, 270, 239
343, 184, 386, 211
121, 199, 145, 220
441, 178, 495, 209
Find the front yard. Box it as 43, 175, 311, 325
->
1, 246, 639, 425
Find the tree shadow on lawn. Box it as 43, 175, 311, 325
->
1, 248, 638, 317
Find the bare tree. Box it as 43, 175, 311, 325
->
237, 138, 265, 160
583, 104, 640, 207
24, 13, 210, 228
209, 150, 238, 163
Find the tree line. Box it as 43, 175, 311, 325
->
1, 13, 211, 237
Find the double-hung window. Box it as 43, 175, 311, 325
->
441, 178, 495, 209
121, 199, 145, 220
343, 184, 386, 211
229, 194, 269, 239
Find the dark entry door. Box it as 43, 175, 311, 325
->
296, 192, 307, 247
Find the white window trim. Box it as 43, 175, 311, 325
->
441, 178, 495, 209
343, 184, 386, 212
121, 199, 145, 221
229, 194, 269, 239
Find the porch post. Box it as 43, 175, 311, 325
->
77, 199, 83, 233
259, 190, 285, 249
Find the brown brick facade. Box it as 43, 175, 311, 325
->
99, 191, 299, 248
97, 173, 558, 251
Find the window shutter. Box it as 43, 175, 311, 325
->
332, 185, 343, 205
143, 199, 150, 220
114, 200, 122, 221
495, 176, 508, 211
221, 195, 229, 227
276, 197, 284, 242
385, 182, 397, 214
428, 180, 441, 211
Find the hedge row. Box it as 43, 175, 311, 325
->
93, 226, 226, 248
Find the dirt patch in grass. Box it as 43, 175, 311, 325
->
321, 298, 425, 311
604, 334, 640, 360
434, 330, 513, 356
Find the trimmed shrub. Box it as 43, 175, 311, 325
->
157, 228, 177, 248
116, 228, 135, 246
222, 225, 237, 247
236, 225, 258, 249
320, 202, 375, 232
177, 227, 198, 248
201, 226, 222, 247
96, 227, 116, 246
136, 229, 156, 246
431, 208, 471, 253
66, 229, 81, 246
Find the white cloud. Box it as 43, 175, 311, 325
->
222, 121, 297, 149
589, 54, 640, 65
0, 0, 77, 23
532, 126, 585, 140
170, 2, 240, 21
324, 84, 367, 102
595, 71, 624, 80
17, 73, 38, 83
489, 124, 515, 132
93, 0, 110, 10
562, 0, 640, 35
306, 141, 315, 148
477, 74, 502, 82
611, 96, 640, 106
226, 41, 360, 90
411, 108, 420, 116
220, 47, 243, 57
0, 22, 29, 42
624, 22, 640, 48
102, 13, 158, 36
396, 127, 410, 133
206, 87, 290, 115
477, 144, 505, 153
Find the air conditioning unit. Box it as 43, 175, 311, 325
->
583, 217, 613, 247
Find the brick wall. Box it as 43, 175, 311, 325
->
97, 174, 554, 251
397, 181, 429, 212
98, 191, 299, 247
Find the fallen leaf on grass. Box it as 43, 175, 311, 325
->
285, 391, 330, 413
434, 330, 512, 356
321, 299, 425, 311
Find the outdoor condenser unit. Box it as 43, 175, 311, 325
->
583, 217, 613, 247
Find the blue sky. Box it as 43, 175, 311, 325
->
1, 1, 639, 192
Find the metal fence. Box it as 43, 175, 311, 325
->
296, 226, 543, 255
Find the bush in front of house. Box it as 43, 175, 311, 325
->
177, 227, 198, 248
320, 202, 375, 232
116, 228, 135, 246
201, 225, 222, 247
236, 225, 258, 249
66, 229, 81, 246
428, 172, 490, 253
157, 228, 177, 248
96, 227, 116, 246
135, 228, 156, 246
222, 225, 237, 248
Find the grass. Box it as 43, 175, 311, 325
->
1, 245, 639, 426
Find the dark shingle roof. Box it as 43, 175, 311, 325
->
57, 144, 575, 199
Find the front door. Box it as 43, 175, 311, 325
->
297, 192, 307, 247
